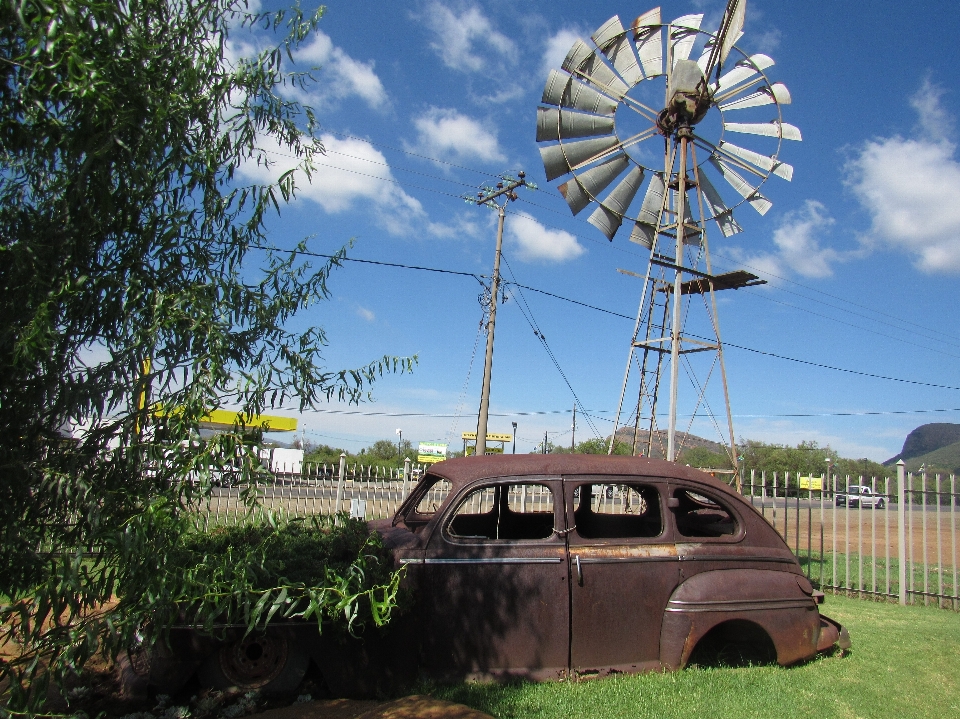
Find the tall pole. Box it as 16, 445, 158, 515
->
471, 172, 531, 456
476, 205, 505, 457
511, 421, 517, 454
571, 404, 576, 451
666, 131, 689, 463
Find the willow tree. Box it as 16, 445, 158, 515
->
0, 1, 408, 708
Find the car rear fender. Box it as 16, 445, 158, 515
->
659, 568, 821, 669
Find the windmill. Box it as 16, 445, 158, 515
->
536, 1, 798, 481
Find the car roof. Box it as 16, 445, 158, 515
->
426, 454, 736, 496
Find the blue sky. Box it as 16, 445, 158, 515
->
239, 0, 960, 462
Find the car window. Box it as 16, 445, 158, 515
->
447, 483, 556, 541
573, 484, 663, 539
672, 489, 738, 538
414, 477, 453, 514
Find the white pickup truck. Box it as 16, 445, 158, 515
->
835, 485, 886, 509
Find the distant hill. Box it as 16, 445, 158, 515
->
898, 440, 960, 474
613, 426, 725, 459
884, 423, 960, 465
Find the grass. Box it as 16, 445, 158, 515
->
797, 552, 960, 604
426, 594, 960, 719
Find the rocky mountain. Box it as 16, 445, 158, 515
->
884, 423, 960, 473
613, 426, 725, 459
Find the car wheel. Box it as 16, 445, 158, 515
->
197, 630, 309, 694
605, 486, 614, 499
876, 498, 885, 509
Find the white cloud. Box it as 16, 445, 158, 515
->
409, 107, 505, 164
507, 213, 585, 263
356, 306, 376, 322
294, 30, 387, 109
847, 81, 960, 274
236, 133, 425, 236
420, 2, 516, 72
727, 201, 842, 279
541, 28, 582, 77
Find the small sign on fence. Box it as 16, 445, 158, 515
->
418, 441, 448, 464
799, 476, 823, 491
349, 498, 367, 519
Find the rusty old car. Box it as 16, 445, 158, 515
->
137, 454, 849, 695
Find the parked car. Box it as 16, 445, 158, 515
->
835, 485, 886, 509
138, 455, 849, 696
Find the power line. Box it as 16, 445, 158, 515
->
249, 242, 960, 394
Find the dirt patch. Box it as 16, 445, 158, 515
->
251, 696, 492, 719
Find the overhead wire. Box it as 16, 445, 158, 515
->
499, 252, 604, 441
246, 242, 960, 394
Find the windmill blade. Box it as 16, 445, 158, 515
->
669, 14, 703, 67
714, 54, 774, 94
718, 83, 791, 111
558, 154, 630, 216
540, 136, 620, 181
697, 32, 743, 74
718, 140, 793, 181
593, 16, 643, 87
541, 69, 618, 116
588, 165, 645, 240
697, 171, 744, 237
724, 120, 802, 141
709, 155, 773, 215
536, 107, 616, 143
563, 40, 629, 100
718, 0, 747, 68
631, 7, 663, 78
629, 172, 666, 247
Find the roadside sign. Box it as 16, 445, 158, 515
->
418, 441, 448, 464
461, 432, 513, 442
799, 476, 823, 491
465, 445, 505, 456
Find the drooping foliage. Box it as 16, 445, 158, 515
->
0, 0, 410, 710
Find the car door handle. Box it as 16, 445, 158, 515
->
574, 554, 583, 586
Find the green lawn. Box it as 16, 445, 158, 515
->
428, 595, 960, 719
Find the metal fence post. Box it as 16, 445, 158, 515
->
403, 457, 411, 498
897, 460, 907, 605
334, 452, 346, 523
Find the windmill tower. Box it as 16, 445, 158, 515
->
536, 1, 799, 478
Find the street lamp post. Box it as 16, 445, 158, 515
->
511, 421, 517, 454
396, 428, 402, 470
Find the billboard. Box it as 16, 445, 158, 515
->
799, 476, 824, 491
418, 441, 448, 464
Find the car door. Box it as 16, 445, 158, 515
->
565, 478, 679, 673
417, 477, 570, 680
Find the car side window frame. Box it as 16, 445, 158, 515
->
438, 477, 564, 546
668, 482, 745, 543
564, 478, 671, 544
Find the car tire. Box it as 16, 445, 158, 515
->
605, 486, 614, 499
197, 630, 309, 694
876, 498, 885, 509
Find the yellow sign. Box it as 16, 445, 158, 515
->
465, 446, 505, 456
461, 432, 513, 442
154, 407, 298, 432
799, 476, 823, 491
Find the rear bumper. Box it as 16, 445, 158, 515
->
816, 614, 851, 653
